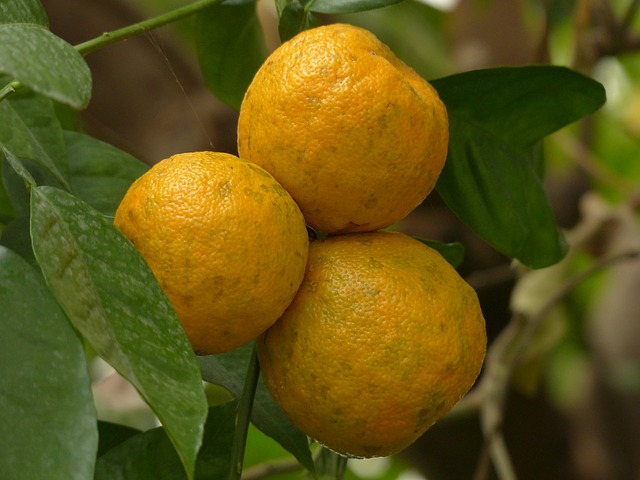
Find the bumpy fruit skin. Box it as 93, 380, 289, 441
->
114, 151, 309, 355
257, 232, 486, 458
237, 23, 449, 235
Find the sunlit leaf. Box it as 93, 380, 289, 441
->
0, 246, 97, 480
29, 186, 207, 480
0, 0, 48, 26
0, 93, 69, 189
0, 24, 91, 108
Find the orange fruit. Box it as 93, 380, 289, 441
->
237, 23, 449, 235
257, 232, 486, 457
114, 151, 309, 355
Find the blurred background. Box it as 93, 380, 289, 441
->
40, 1, 640, 479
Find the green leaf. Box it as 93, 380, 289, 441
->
0, 161, 17, 223
431, 66, 605, 268
437, 115, 567, 268
195, 2, 268, 110
97, 421, 142, 457
0, 92, 70, 189
65, 130, 148, 217
95, 403, 236, 480
413, 237, 465, 268
0, 0, 48, 26
0, 24, 91, 108
29, 186, 208, 480
278, 2, 322, 42
0, 246, 97, 480
431, 66, 606, 149
0, 216, 34, 265
198, 344, 316, 476
307, 0, 406, 14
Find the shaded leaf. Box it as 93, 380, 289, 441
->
0, 24, 91, 108
437, 115, 567, 268
0, 216, 34, 265
0, 246, 97, 480
431, 66, 606, 149
278, 2, 321, 42
95, 403, 236, 480
97, 421, 142, 458
65, 130, 148, 217
198, 344, 316, 475
431, 66, 604, 268
195, 2, 268, 109
0, 0, 48, 26
413, 237, 465, 268
308, 0, 406, 13
29, 186, 208, 480
0, 92, 69, 189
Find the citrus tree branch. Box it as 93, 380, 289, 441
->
75, 0, 224, 56
449, 246, 640, 480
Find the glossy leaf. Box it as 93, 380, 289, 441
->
65, 130, 148, 217
29, 186, 208, 480
438, 115, 567, 268
432, 66, 606, 149
198, 344, 316, 475
0, 246, 97, 480
0, 24, 91, 108
308, 0, 406, 13
195, 2, 268, 109
0, 93, 70, 189
432, 66, 605, 268
0, 0, 48, 26
95, 403, 236, 480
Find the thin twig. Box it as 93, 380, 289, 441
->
465, 247, 639, 480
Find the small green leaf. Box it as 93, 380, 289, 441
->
0, 24, 91, 108
65, 130, 148, 216
198, 344, 316, 476
95, 403, 236, 480
0, 92, 70, 189
278, 2, 321, 42
195, 2, 268, 110
0, 0, 48, 26
308, 0, 406, 14
0, 246, 97, 480
29, 186, 208, 480
413, 237, 465, 268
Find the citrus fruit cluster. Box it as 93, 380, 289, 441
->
114, 23, 486, 459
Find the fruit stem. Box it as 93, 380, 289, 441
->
228, 342, 261, 480
0, 80, 21, 103
74, 0, 224, 56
